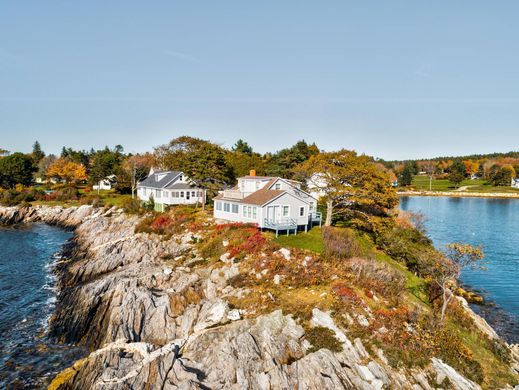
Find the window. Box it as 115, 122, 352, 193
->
192, 191, 196, 197
282, 206, 289, 217
180, 191, 184, 197
255, 181, 260, 189
252, 207, 257, 219
247, 206, 252, 218
215, 201, 222, 211
155, 189, 161, 198
224, 203, 230, 212
232, 204, 239, 213
179, 175, 183, 181
243, 205, 247, 217
300, 206, 305, 217
309, 203, 314, 211
164, 191, 169, 197
275, 183, 281, 190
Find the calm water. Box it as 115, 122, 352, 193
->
0, 224, 85, 389
400, 196, 519, 342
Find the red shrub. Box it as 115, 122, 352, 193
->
332, 283, 361, 305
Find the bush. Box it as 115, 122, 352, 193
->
375, 224, 435, 275
322, 227, 361, 260
0, 187, 45, 206
121, 198, 141, 214
347, 257, 406, 300
305, 326, 343, 353
79, 195, 104, 207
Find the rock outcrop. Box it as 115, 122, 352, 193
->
0, 205, 517, 389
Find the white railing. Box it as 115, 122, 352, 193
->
222, 190, 245, 200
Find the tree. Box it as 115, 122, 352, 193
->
488, 164, 516, 186
422, 161, 436, 191
47, 158, 87, 184
399, 163, 414, 186
265, 140, 320, 178
232, 139, 253, 155
36, 154, 57, 181
296, 150, 398, 227
431, 243, 484, 324
118, 153, 154, 197
89, 146, 124, 193
225, 150, 266, 180
0, 149, 9, 157
0, 153, 36, 188
448, 160, 466, 188
31, 141, 45, 163
154, 136, 229, 209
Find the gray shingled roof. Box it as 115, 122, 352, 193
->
138, 171, 182, 189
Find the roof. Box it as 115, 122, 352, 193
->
166, 182, 199, 190
214, 178, 288, 206
138, 171, 182, 189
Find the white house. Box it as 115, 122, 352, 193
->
137, 170, 204, 211
512, 178, 519, 189
93, 174, 117, 191
213, 170, 321, 236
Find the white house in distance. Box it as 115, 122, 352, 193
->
137, 170, 204, 211
93, 174, 117, 191
213, 170, 321, 236
512, 178, 519, 189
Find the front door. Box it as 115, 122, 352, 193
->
267, 205, 280, 222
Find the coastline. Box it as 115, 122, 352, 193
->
0, 205, 517, 389
398, 190, 519, 199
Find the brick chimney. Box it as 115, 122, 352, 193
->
249, 169, 256, 177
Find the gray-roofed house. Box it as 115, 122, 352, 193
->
213, 170, 321, 236
137, 170, 204, 211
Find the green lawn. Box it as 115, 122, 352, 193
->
272, 227, 324, 253
409, 175, 486, 191
408, 175, 519, 193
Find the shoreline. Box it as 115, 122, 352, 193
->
0, 205, 517, 389
398, 190, 519, 199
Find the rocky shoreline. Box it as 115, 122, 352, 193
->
0, 205, 518, 389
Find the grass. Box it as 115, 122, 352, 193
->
272, 227, 325, 253
408, 175, 519, 194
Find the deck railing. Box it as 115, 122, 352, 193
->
222, 190, 245, 200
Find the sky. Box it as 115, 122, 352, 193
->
1, 1, 519, 160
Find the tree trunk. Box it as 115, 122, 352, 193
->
440, 285, 452, 324
325, 199, 333, 226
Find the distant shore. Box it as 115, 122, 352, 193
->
398, 190, 519, 199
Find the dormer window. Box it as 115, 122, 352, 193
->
155, 173, 167, 181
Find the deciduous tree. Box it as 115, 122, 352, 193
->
296, 150, 398, 228
47, 158, 87, 184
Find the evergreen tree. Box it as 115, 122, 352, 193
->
448, 160, 466, 188
232, 139, 253, 155
31, 141, 45, 163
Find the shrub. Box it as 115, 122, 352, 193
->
347, 257, 406, 300
79, 195, 104, 207
322, 227, 361, 260
332, 282, 361, 305
305, 326, 343, 353
0, 187, 45, 206
121, 198, 141, 214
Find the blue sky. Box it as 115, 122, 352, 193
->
1, 1, 518, 160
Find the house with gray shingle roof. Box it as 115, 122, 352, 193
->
213, 170, 321, 236
137, 170, 204, 211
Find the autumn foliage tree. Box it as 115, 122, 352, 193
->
296, 150, 398, 228
47, 158, 87, 184
431, 243, 485, 324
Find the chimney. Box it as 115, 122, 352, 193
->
249, 169, 256, 177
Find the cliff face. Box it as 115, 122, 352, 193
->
0, 205, 517, 390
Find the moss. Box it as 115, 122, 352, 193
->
48, 358, 86, 390
305, 326, 343, 353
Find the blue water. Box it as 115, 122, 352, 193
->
0, 223, 85, 389
400, 196, 519, 342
